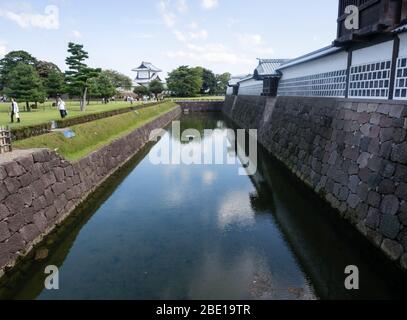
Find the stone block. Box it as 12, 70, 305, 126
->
367, 191, 381, 208
381, 239, 403, 261
33, 212, 48, 233
17, 155, 34, 171
0, 221, 10, 242
357, 152, 371, 169
396, 183, 407, 201
0, 204, 10, 220
378, 179, 396, 195
3, 162, 25, 177
6, 233, 24, 253
380, 214, 401, 239
347, 193, 361, 209
4, 177, 21, 194
19, 186, 33, 206
389, 105, 406, 119
19, 224, 40, 243
380, 195, 400, 216
18, 173, 33, 188
4, 193, 25, 213
53, 167, 65, 182
0, 182, 9, 202
366, 207, 381, 229
391, 142, 407, 164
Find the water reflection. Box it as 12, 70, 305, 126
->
0, 113, 406, 300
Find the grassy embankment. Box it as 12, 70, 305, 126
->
14, 102, 178, 161
0, 101, 143, 128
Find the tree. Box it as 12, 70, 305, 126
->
215, 72, 231, 95
201, 68, 217, 94
133, 85, 150, 97
36, 61, 61, 80
89, 73, 116, 103
4, 63, 46, 111
65, 42, 100, 111
166, 66, 203, 97
45, 68, 65, 99
102, 70, 133, 90
149, 79, 164, 100
0, 50, 37, 92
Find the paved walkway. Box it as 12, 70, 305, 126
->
0, 149, 38, 164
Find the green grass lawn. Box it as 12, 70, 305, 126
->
14, 102, 178, 161
0, 100, 143, 128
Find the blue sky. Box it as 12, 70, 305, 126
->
0, 0, 339, 79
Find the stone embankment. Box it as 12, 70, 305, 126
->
224, 95, 407, 270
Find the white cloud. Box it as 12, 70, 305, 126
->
176, 0, 188, 13
0, 5, 60, 30
201, 0, 219, 10
236, 33, 274, 56
71, 30, 82, 39
158, 0, 177, 27
174, 28, 208, 43
237, 33, 263, 47
166, 42, 252, 65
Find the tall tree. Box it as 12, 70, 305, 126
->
45, 68, 65, 99
201, 68, 217, 94
166, 66, 203, 97
65, 42, 100, 111
4, 63, 46, 111
215, 72, 231, 95
36, 61, 61, 80
102, 70, 133, 90
133, 85, 150, 97
89, 73, 116, 103
148, 79, 164, 100
0, 50, 37, 92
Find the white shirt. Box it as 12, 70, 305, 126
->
11, 101, 19, 113
58, 100, 66, 111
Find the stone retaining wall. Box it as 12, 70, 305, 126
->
223, 95, 407, 270
0, 106, 181, 277
176, 101, 224, 112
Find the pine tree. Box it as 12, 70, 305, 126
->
65, 42, 100, 111
4, 63, 46, 111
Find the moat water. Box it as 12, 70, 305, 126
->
1, 114, 406, 300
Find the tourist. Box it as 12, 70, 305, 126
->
57, 97, 67, 118
10, 98, 20, 123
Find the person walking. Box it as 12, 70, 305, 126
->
10, 98, 20, 123
57, 97, 67, 119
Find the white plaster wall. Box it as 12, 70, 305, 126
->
226, 87, 234, 95
352, 40, 394, 65
280, 51, 348, 80
399, 33, 407, 58
238, 78, 263, 96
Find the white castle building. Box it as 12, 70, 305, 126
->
132, 62, 162, 86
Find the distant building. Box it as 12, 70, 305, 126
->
227, 59, 289, 96
132, 62, 162, 86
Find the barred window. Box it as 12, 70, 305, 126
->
348, 60, 391, 99
394, 57, 407, 100
277, 70, 347, 97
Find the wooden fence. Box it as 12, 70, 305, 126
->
0, 126, 12, 154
